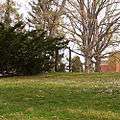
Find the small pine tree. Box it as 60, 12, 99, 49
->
71, 56, 83, 72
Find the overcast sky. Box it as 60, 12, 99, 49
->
15, 0, 31, 17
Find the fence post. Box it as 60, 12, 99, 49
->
55, 49, 59, 72
69, 47, 72, 72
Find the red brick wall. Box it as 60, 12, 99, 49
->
100, 63, 120, 72
116, 63, 120, 72
108, 64, 116, 72
100, 64, 109, 72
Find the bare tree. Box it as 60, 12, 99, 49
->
63, 0, 120, 73
0, 0, 21, 27
28, 0, 66, 37
93, 0, 120, 72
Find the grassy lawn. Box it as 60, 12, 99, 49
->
0, 73, 120, 120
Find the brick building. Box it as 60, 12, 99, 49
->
100, 53, 120, 72
100, 62, 120, 72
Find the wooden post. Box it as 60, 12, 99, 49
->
69, 47, 72, 72
55, 49, 59, 72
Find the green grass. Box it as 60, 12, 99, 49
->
0, 73, 120, 120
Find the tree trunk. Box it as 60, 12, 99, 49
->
95, 57, 101, 72
5, 0, 11, 27
85, 56, 92, 73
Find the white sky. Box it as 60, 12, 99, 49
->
14, 0, 31, 17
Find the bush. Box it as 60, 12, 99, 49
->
0, 22, 68, 75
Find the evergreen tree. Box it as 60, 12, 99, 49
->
0, 22, 68, 75
71, 56, 83, 72
0, 0, 68, 76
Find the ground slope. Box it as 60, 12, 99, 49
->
0, 73, 120, 120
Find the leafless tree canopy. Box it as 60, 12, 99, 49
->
0, 0, 21, 27
63, 0, 120, 72
28, 0, 67, 37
